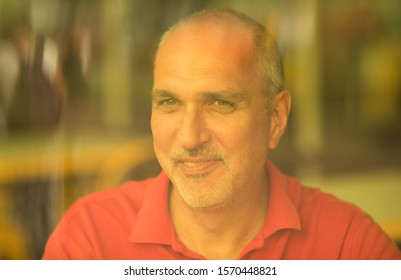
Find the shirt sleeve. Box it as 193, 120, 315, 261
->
340, 210, 401, 259
42, 201, 96, 260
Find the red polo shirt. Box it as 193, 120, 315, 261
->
42, 162, 401, 259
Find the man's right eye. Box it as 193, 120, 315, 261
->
155, 98, 181, 112
159, 99, 177, 106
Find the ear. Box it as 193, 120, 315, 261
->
268, 90, 291, 150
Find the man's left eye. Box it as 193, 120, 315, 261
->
209, 99, 236, 114
215, 100, 231, 106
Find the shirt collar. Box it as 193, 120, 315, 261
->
129, 172, 174, 245
260, 160, 301, 238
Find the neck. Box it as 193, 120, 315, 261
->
169, 172, 269, 259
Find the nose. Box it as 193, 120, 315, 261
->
176, 106, 211, 150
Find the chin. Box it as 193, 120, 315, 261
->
173, 176, 234, 210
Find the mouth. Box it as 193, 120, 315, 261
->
177, 158, 222, 176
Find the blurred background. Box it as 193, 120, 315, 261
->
0, 0, 400, 259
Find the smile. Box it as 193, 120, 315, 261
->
177, 158, 221, 176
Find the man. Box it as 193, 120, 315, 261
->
42, 8, 401, 259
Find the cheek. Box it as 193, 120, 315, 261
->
151, 114, 174, 154
218, 115, 270, 164
223, 110, 269, 142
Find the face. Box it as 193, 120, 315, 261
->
151, 23, 273, 209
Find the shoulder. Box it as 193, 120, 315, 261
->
42, 173, 167, 259
293, 184, 371, 233
291, 184, 401, 259
297, 185, 360, 217
62, 174, 164, 225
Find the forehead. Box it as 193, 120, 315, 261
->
155, 21, 255, 74
153, 22, 258, 95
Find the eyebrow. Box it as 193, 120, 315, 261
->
151, 89, 247, 102
202, 91, 247, 102
151, 89, 175, 98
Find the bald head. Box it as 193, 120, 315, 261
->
155, 8, 285, 108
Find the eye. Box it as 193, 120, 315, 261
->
209, 99, 236, 114
155, 98, 181, 113
215, 99, 231, 106
159, 98, 178, 106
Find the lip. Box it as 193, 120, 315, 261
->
177, 158, 221, 176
